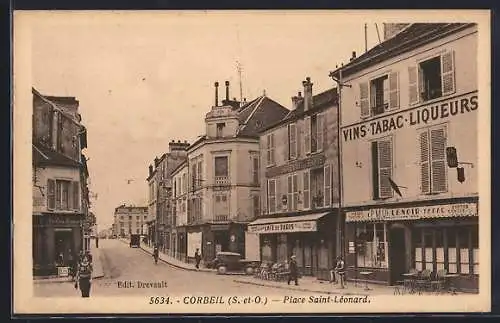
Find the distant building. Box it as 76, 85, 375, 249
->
331, 23, 479, 291
171, 161, 189, 260
113, 205, 148, 238
248, 78, 340, 280
181, 81, 289, 265
32, 87, 91, 277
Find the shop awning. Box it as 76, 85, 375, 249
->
247, 212, 330, 234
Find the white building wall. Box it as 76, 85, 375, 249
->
340, 26, 478, 207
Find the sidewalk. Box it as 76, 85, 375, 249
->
233, 276, 403, 296
33, 245, 105, 284
118, 237, 216, 273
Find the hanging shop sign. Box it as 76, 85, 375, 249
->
345, 203, 477, 222
342, 93, 478, 142
248, 220, 317, 234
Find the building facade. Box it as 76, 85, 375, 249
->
331, 23, 479, 291
113, 205, 148, 238
182, 81, 289, 265
145, 141, 189, 250
248, 78, 340, 280
171, 161, 189, 261
32, 88, 91, 277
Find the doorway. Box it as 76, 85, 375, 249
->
389, 227, 407, 285
54, 229, 74, 267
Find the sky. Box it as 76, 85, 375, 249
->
29, 11, 386, 231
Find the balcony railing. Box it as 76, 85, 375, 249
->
214, 176, 230, 186
214, 215, 228, 221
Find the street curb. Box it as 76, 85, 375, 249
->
33, 275, 105, 285
137, 244, 215, 273
232, 279, 369, 296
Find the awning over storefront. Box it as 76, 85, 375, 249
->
247, 212, 330, 234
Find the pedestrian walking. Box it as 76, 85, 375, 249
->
67, 250, 75, 281
335, 256, 346, 289
153, 245, 159, 265
75, 255, 93, 297
194, 248, 201, 269
287, 255, 299, 286
330, 256, 338, 284
96, 237, 99, 248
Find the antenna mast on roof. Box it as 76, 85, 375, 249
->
364, 23, 368, 53
236, 61, 243, 103
375, 23, 381, 44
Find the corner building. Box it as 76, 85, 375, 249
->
331, 23, 479, 291
248, 78, 340, 281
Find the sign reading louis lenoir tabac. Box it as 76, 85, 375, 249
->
342, 92, 478, 142
345, 202, 478, 222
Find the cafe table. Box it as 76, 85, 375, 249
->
401, 272, 418, 294
359, 271, 373, 291
443, 274, 460, 295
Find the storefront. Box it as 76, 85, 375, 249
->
33, 213, 83, 277
248, 211, 338, 280
344, 197, 479, 292
185, 222, 247, 265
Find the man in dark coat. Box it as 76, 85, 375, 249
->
153, 245, 159, 264
75, 255, 93, 297
287, 255, 299, 286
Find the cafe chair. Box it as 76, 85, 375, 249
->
430, 269, 448, 294
415, 269, 432, 294
403, 268, 418, 294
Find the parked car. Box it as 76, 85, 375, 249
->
205, 251, 261, 275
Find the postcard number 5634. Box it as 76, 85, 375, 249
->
149, 296, 171, 304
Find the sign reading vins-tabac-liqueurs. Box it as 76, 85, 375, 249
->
248, 220, 318, 234
342, 93, 478, 142
345, 203, 478, 222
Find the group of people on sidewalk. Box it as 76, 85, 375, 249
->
285, 254, 345, 288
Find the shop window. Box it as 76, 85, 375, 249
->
277, 234, 287, 263
435, 230, 445, 271
472, 226, 479, 274
423, 230, 434, 271
458, 227, 470, 274
371, 138, 393, 199
419, 125, 448, 194
293, 239, 303, 268
267, 179, 277, 214
447, 227, 458, 273
318, 239, 329, 269
413, 228, 423, 271
356, 223, 388, 268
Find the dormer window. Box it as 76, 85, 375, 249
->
216, 123, 225, 138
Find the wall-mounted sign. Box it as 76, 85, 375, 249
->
248, 220, 317, 234
345, 202, 477, 222
266, 154, 325, 178
342, 93, 478, 142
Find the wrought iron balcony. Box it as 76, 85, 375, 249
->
214, 215, 228, 221
214, 176, 230, 186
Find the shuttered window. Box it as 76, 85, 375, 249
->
287, 175, 293, 211
316, 113, 324, 151
47, 179, 55, 210
288, 123, 297, 159
371, 138, 393, 199
304, 117, 311, 154
303, 170, 310, 209
388, 71, 400, 110
359, 82, 370, 118
419, 125, 448, 194
72, 181, 79, 210
252, 156, 259, 185
324, 164, 331, 206
55, 180, 62, 209
408, 66, 419, 105
441, 51, 455, 96
253, 195, 260, 218
267, 179, 276, 214
266, 133, 275, 165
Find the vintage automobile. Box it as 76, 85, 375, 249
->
205, 251, 260, 275
129, 234, 141, 248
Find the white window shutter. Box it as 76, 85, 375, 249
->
419, 131, 431, 194
317, 114, 324, 151
289, 123, 297, 159
292, 174, 298, 211
287, 175, 293, 211
304, 116, 311, 154
441, 50, 456, 96
359, 82, 370, 118
303, 170, 310, 210
377, 140, 393, 198
324, 164, 331, 206
430, 127, 448, 193
408, 66, 419, 105
388, 71, 400, 110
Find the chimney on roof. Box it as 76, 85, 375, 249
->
225, 81, 230, 101
149, 164, 153, 177
291, 91, 303, 110
302, 77, 313, 111
154, 157, 159, 167
350, 51, 357, 61
214, 82, 219, 106
169, 140, 190, 152
383, 23, 410, 40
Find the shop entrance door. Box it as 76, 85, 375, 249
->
303, 242, 313, 276
54, 229, 74, 267
389, 227, 407, 285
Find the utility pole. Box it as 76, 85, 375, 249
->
364, 23, 368, 53
236, 61, 243, 103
